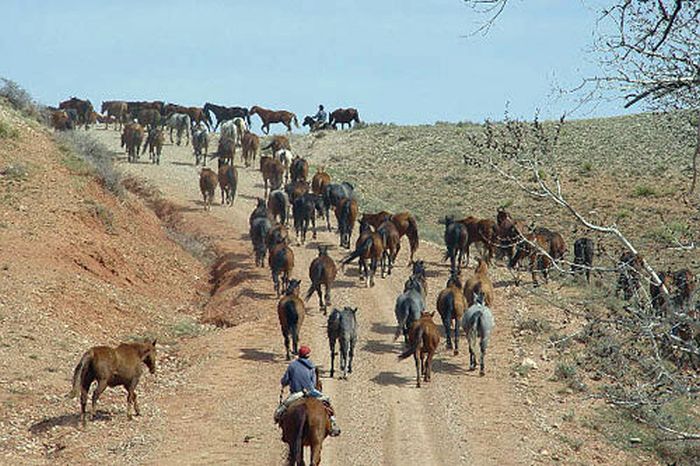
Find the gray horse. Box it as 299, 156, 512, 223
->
250, 216, 271, 267
165, 113, 191, 145
394, 276, 426, 343
327, 307, 358, 379
461, 292, 495, 376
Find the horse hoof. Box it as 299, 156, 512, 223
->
468, 366, 476, 372
479, 370, 485, 377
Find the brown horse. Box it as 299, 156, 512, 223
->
305, 245, 337, 314
311, 167, 331, 195
377, 219, 401, 276
437, 271, 467, 354
217, 158, 238, 206
241, 130, 260, 167
280, 392, 331, 465
464, 259, 495, 307
495, 208, 529, 263
329, 108, 361, 129
398, 311, 440, 388
68, 340, 157, 427
250, 106, 299, 134
100, 100, 127, 130
458, 216, 498, 266
122, 123, 144, 163
509, 227, 566, 286
261, 156, 285, 198
290, 156, 309, 183
277, 279, 305, 360
269, 240, 295, 297
199, 168, 218, 211
360, 211, 392, 229
340, 220, 385, 287
262, 135, 291, 154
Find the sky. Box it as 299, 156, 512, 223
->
0, 0, 628, 128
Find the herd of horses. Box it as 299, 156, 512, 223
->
51, 95, 698, 466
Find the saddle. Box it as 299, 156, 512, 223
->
274, 391, 334, 425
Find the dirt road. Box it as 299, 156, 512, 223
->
93, 129, 535, 465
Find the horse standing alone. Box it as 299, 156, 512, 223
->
68, 340, 157, 427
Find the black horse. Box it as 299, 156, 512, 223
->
203, 102, 251, 130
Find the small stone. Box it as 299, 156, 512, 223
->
540, 449, 549, 456
629, 437, 642, 444
520, 357, 538, 371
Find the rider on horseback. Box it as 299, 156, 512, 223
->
312, 105, 327, 127
274, 345, 341, 437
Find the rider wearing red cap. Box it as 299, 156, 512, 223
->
275, 345, 341, 436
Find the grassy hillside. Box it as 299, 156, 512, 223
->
292, 112, 699, 271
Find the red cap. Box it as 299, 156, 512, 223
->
298, 346, 311, 358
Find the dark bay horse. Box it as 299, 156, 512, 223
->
68, 340, 157, 426
203, 102, 250, 129
250, 106, 299, 134
269, 240, 295, 297
329, 108, 360, 129
340, 220, 385, 287
335, 197, 358, 249
437, 271, 467, 355
277, 279, 305, 360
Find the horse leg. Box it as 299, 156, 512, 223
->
426, 350, 434, 382
443, 317, 452, 350
348, 339, 355, 374
292, 327, 300, 358
467, 333, 477, 371
311, 214, 317, 239
324, 284, 331, 309
414, 351, 421, 388
273, 270, 280, 297
311, 442, 322, 466
91, 378, 108, 420
284, 332, 291, 361
479, 338, 487, 376
454, 320, 460, 356
370, 257, 377, 287
339, 338, 347, 379
79, 384, 89, 427
329, 337, 336, 378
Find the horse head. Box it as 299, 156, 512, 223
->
142, 339, 157, 374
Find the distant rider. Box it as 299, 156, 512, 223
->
274, 345, 341, 436
313, 104, 327, 126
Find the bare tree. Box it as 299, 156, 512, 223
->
464, 0, 700, 194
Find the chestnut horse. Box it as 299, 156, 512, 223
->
340, 220, 385, 287
269, 240, 295, 297
280, 380, 331, 465
458, 216, 498, 266
68, 340, 157, 427
250, 106, 299, 134
329, 108, 360, 129
464, 258, 495, 307
398, 311, 440, 388
311, 167, 331, 196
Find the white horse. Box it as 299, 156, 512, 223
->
165, 113, 191, 146
220, 119, 239, 147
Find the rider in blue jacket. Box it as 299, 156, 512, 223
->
275, 345, 341, 436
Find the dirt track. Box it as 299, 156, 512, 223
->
85, 128, 540, 466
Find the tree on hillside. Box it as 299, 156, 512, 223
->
464, 0, 700, 195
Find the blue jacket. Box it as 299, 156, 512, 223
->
280, 358, 317, 393
314, 110, 327, 123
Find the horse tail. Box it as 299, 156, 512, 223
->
407, 215, 419, 256
293, 114, 299, 128
340, 236, 372, 265
284, 300, 299, 339
68, 349, 93, 398
444, 292, 454, 326
398, 325, 423, 360
305, 263, 321, 301
291, 403, 307, 464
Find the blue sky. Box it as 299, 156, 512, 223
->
0, 1, 626, 127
